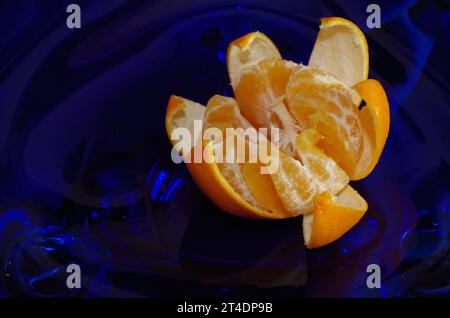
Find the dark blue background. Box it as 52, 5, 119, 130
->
0, 0, 449, 297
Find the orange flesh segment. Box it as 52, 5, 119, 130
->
286, 68, 366, 179
295, 129, 349, 195
270, 150, 317, 215
242, 162, 286, 214
203, 95, 289, 216
234, 58, 301, 156
185, 143, 284, 219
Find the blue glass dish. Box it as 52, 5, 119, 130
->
0, 0, 448, 297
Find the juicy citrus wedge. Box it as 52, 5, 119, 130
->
227, 31, 282, 89
203, 95, 288, 217
241, 161, 287, 215
186, 141, 287, 219
234, 57, 301, 156
270, 150, 318, 215
165, 95, 205, 155
352, 79, 390, 179
286, 67, 367, 179
269, 128, 349, 216
302, 185, 368, 249
295, 129, 349, 195
203, 94, 253, 133
309, 17, 369, 87
166, 94, 289, 219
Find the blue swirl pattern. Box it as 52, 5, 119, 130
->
0, 0, 448, 297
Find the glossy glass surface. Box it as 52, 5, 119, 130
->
0, 0, 448, 297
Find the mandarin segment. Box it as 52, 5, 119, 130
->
234, 58, 302, 156
286, 67, 368, 179
269, 129, 351, 216
242, 162, 288, 215
270, 150, 318, 215
186, 143, 285, 219
295, 129, 349, 195
203, 95, 289, 216
204, 95, 253, 133
165, 95, 284, 219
